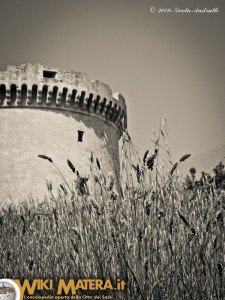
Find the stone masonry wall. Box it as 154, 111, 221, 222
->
0, 63, 127, 203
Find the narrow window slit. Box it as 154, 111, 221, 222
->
43, 70, 57, 78
77, 130, 84, 142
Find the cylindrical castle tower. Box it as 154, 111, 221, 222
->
0, 63, 127, 203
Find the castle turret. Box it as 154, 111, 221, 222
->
0, 63, 127, 203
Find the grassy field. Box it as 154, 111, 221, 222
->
0, 119, 224, 299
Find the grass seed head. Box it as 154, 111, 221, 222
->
170, 162, 178, 176
105, 171, 115, 191
143, 150, 149, 164
178, 212, 190, 227
96, 158, 101, 170
217, 263, 223, 276
45, 178, 52, 191
179, 154, 191, 162
38, 155, 53, 163
67, 159, 75, 173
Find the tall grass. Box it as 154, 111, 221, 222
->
0, 117, 224, 299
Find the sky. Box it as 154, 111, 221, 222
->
0, 0, 224, 162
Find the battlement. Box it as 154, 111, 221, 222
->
0, 63, 127, 134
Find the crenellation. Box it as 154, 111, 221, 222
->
6, 86, 12, 105
65, 91, 72, 107
32, 85, 38, 103
83, 96, 89, 111
105, 100, 113, 120
56, 91, 62, 106
102, 101, 109, 119
115, 113, 124, 128
80, 93, 85, 109
27, 86, 33, 105
21, 84, 28, 102
16, 88, 22, 104
110, 104, 117, 122
37, 89, 43, 105
47, 90, 52, 105
97, 100, 103, 115
51, 90, 56, 104
114, 106, 121, 123
57, 88, 64, 105
74, 93, 80, 109
66, 93, 73, 106
47, 87, 55, 105
0, 63, 128, 203
86, 93, 93, 112
42, 85, 48, 103
90, 97, 96, 113
107, 106, 114, 121
71, 89, 77, 101
0, 64, 126, 126
95, 98, 102, 115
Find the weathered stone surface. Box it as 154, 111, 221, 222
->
0, 63, 127, 203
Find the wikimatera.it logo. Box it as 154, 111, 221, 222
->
9, 279, 126, 300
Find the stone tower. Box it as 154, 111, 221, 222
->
0, 63, 127, 203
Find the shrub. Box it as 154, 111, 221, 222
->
0, 118, 224, 300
